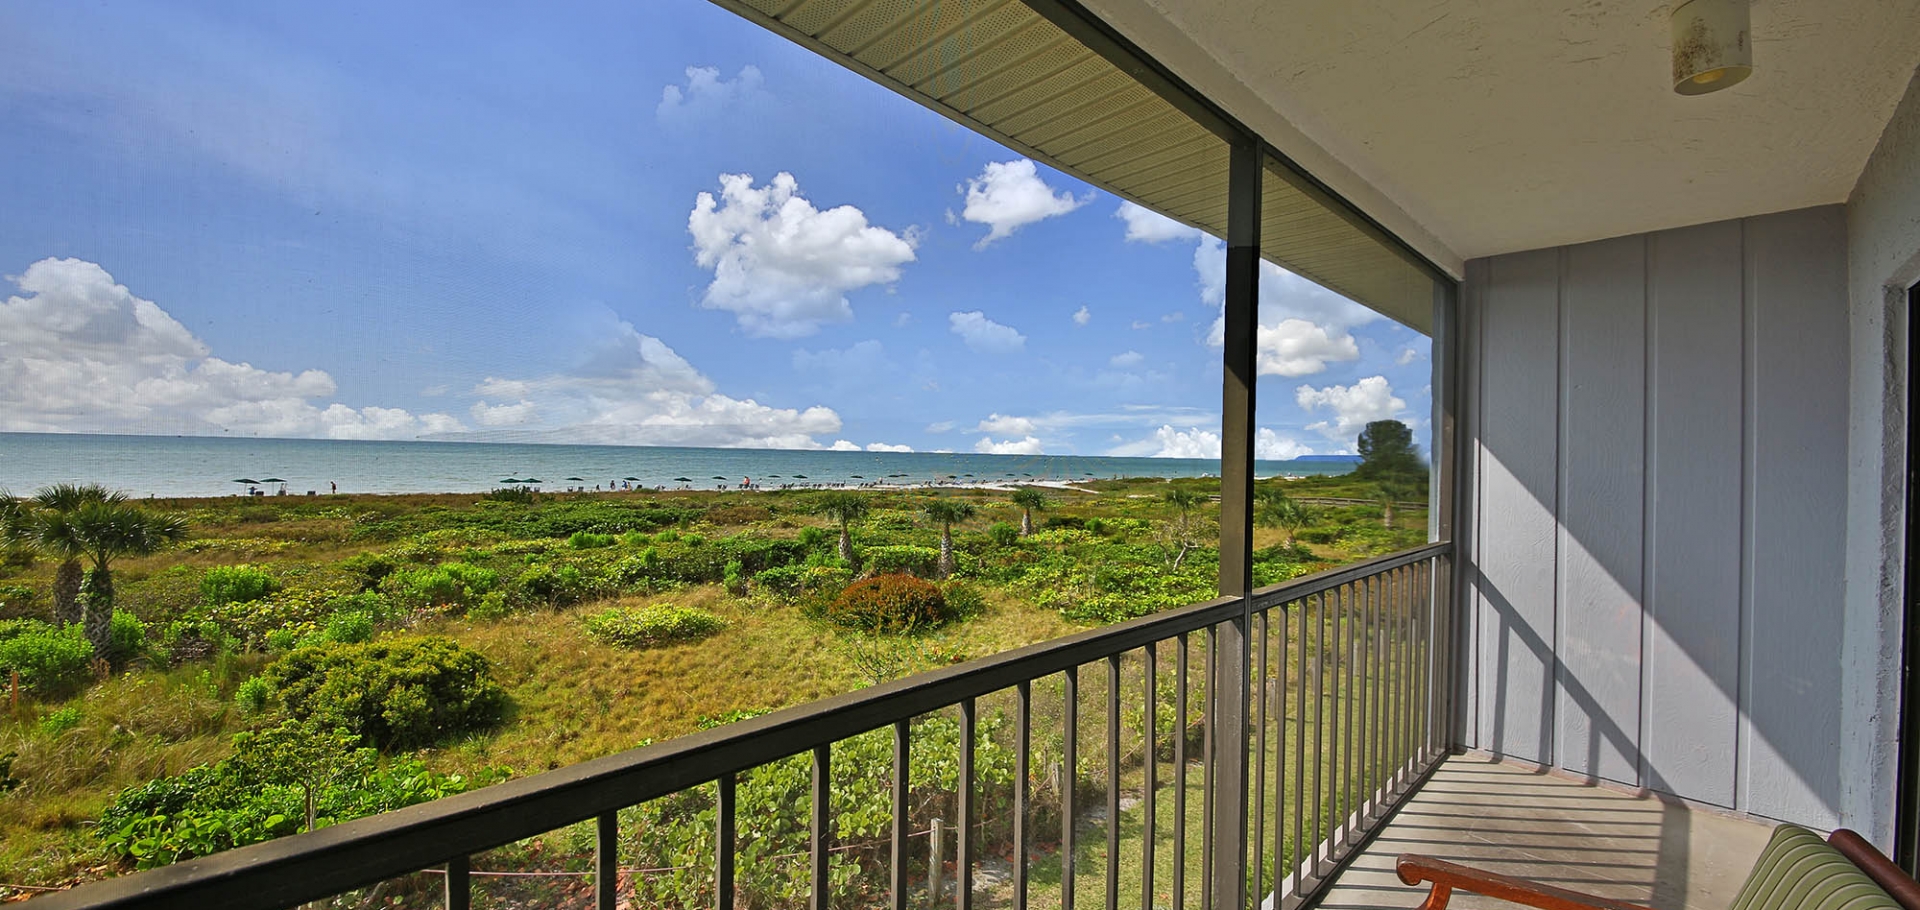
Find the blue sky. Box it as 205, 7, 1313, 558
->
0, 0, 1431, 458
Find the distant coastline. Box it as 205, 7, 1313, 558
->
0, 432, 1354, 499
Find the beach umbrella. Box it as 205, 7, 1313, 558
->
500, 479, 522, 484
624, 476, 641, 482
768, 475, 782, 478
673, 476, 693, 482
232, 479, 260, 485
566, 476, 587, 482
712, 475, 728, 480
523, 478, 543, 483
793, 474, 808, 479
260, 478, 286, 484
851, 474, 864, 479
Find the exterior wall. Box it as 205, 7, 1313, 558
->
1460, 205, 1852, 830
1842, 63, 1920, 848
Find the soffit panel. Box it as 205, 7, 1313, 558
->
714, 0, 1438, 334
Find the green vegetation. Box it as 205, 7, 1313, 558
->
0, 464, 1424, 894
584, 604, 727, 649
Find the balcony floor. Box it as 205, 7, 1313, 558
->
1315, 756, 1776, 910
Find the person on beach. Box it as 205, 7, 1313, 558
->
330, 481, 337, 495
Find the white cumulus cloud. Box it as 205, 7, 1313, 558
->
1397, 347, 1422, 366
829, 439, 862, 451
1112, 425, 1315, 460
1109, 351, 1144, 368
1296, 375, 1406, 443
470, 399, 538, 427
1116, 201, 1202, 243
466, 321, 844, 449
0, 258, 464, 439
1072, 305, 1090, 326
690, 172, 917, 338
975, 413, 1036, 435
975, 435, 1044, 455
959, 159, 1086, 248
866, 442, 914, 453
657, 65, 767, 125
948, 311, 1026, 354
1196, 238, 1375, 377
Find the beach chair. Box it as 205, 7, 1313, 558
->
1397, 824, 1920, 910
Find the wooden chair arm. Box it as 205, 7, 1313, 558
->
1395, 854, 1656, 910
1828, 829, 1920, 910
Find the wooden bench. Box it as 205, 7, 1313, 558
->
1397, 824, 1920, 910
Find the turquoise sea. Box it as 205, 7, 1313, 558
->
0, 433, 1354, 499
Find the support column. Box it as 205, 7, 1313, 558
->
1432, 279, 1463, 751
1212, 136, 1260, 910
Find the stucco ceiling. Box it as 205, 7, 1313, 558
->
1079, 0, 1920, 267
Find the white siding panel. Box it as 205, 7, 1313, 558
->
1741, 205, 1849, 826
1642, 219, 1746, 808
1555, 236, 1646, 786
1476, 248, 1561, 764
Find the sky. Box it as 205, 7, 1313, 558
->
0, 0, 1432, 459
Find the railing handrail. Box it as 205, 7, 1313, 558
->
35, 541, 1451, 910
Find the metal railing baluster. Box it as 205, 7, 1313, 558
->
1201, 627, 1215, 910
1016, 681, 1031, 910
1252, 610, 1267, 908
1064, 666, 1078, 910
960, 697, 976, 910
1291, 597, 1304, 892
812, 744, 830, 910
1142, 643, 1157, 910
445, 855, 470, 910
1174, 633, 1188, 910
597, 811, 618, 910
893, 721, 909, 910
718, 773, 736, 910
1312, 592, 1324, 874
1106, 655, 1121, 910
1272, 602, 1286, 904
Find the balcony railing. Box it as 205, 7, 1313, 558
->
33, 541, 1454, 910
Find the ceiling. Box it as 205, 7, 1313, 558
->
1079, 0, 1920, 269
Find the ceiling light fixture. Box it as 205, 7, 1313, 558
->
1672, 0, 1753, 95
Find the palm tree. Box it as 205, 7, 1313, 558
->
1256, 488, 1314, 546
813, 492, 870, 567
923, 498, 978, 578
26, 484, 125, 626
68, 500, 188, 657
1009, 487, 1051, 536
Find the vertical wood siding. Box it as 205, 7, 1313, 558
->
1462, 205, 1849, 828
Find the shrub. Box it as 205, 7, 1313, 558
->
37, 705, 83, 737
723, 560, 746, 596
752, 565, 808, 600
385, 562, 499, 611
0, 622, 93, 694
199, 565, 281, 607
235, 677, 272, 716
0, 584, 41, 621
263, 637, 506, 750
568, 531, 617, 549
862, 545, 939, 578
987, 522, 1019, 547
107, 610, 148, 663
322, 610, 376, 645
98, 720, 498, 868
584, 605, 726, 649
338, 553, 399, 590
485, 486, 536, 504
942, 581, 988, 619
823, 574, 951, 633
515, 563, 597, 608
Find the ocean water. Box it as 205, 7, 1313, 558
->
0, 433, 1354, 499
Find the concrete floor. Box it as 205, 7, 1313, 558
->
1313, 755, 1777, 910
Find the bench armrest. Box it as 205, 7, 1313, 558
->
1828, 830, 1920, 910
1395, 855, 1655, 910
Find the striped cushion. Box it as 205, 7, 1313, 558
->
1730, 825, 1901, 910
